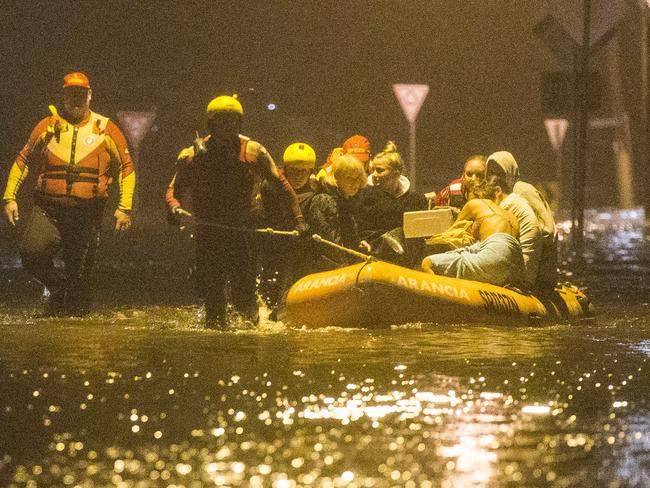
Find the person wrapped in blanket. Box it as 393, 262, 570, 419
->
421, 178, 526, 289
485, 151, 557, 293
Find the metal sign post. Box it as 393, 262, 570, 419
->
392, 84, 429, 190
572, 0, 592, 265
535, 0, 630, 264
544, 118, 569, 208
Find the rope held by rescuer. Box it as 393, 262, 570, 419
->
171, 207, 299, 236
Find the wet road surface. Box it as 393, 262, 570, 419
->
0, 223, 648, 487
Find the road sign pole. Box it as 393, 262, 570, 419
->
409, 121, 417, 189
572, 0, 592, 265
544, 118, 569, 210
392, 84, 429, 192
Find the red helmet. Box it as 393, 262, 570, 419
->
342, 134, 370, 162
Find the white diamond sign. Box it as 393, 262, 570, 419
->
544, 118, 569, 152
393, 84, 429, 123
117, 111, 157, 151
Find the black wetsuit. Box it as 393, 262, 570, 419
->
172, 137, 261, 326
259, 177, 316, 317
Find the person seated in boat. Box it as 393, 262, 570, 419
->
315, 135, 372, 185
434, 154, 487, 210
307, 154, 368, 265
342, 134, 372, 174
353, 141, 427, 263
485, 151, 556, 292
421, 179, 526, 288
356, 141, 428, 234
260, 142, 320, 320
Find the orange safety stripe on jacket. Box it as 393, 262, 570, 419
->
5, 111, 136, 210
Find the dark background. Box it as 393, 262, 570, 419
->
1, 0, 648, 223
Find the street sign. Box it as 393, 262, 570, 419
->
116, 111, 157, 154
561, 0, 629, 49
393, 84, 429, 123
544, 118, 569, 152
392, 84, 429, 190
534, 0, 630, 67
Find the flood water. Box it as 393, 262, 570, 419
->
0, 218, 649, 487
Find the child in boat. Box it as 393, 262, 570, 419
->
307, 154, 368, 265
421, 179, 526, 288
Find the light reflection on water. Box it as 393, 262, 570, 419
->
0, 218, 649, 487
0, 313, 648, 487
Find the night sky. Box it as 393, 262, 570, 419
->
1, 1, 647, 215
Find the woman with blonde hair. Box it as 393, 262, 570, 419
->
421, 178, 525, 288
307, 154, 367, 263
356, 141, 427, 235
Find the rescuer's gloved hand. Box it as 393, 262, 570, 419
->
192, 132, 207, 156
359, 240, 372, 253
167, 206, 192, 229
114, 209, 132, 232
4, 200, 19, 226
294, 217, 310, 237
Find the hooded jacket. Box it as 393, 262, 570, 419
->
487, 151, 558, 290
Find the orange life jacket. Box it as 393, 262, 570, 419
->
36, 112, 123, 201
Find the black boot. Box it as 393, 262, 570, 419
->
43, 288, 66, 317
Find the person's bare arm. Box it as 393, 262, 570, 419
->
456, 199, 478, 222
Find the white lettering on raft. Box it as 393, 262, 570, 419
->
294, 272, 352, 292
396, 275, 470, 301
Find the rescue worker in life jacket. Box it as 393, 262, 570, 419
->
2, 72, 135, 316
166, 95, 306, 328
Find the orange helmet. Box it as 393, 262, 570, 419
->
342, 134, 370, 162
323, 147, 343, 169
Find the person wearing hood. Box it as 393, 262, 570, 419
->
356, 141, 427, 236
486, 151, 557, 291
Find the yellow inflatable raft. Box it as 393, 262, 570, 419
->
279, 261, 593, 328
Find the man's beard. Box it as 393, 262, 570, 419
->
64, 105, 87, 123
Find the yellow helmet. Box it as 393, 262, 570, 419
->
206, 95, 243, 117
283, 142, 316, 169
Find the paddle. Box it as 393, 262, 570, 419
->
311, 234, 375, 262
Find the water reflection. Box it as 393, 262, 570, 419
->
1, 315, 648, 486
0, 217, 649, 486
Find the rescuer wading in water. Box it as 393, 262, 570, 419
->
2, 72, 135, 316
166, 95, 306, 328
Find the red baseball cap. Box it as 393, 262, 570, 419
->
342, 134, 370, 162
63, 72, 90, 89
